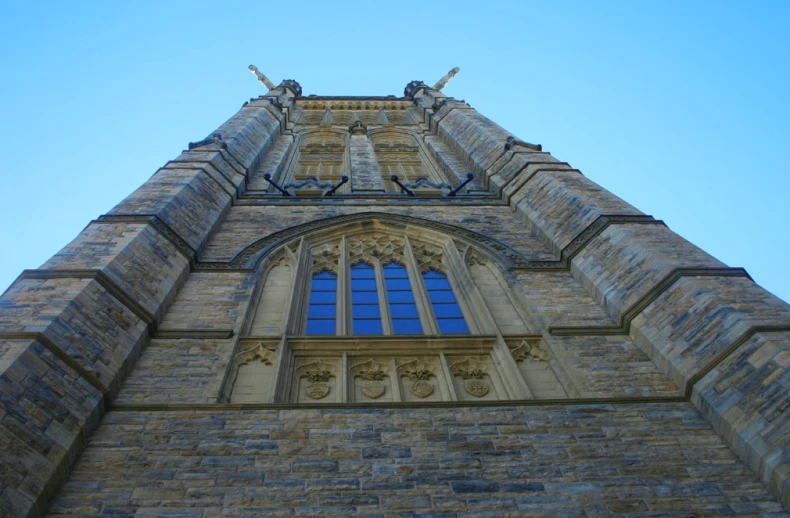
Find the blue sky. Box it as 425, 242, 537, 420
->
1, 1, 789, 303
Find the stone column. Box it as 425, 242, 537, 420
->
348, 120, 386, 193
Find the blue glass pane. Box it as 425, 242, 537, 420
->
427, 291, 456, 303
314, 271, 336, 279
351, 279, 377, 291
350, 265, 376, 278
392, 319, 423, 334
353, 319, 383, 335
422, 270, 446, 279
389, 304, 418, 318
311, 279, 337, 291
423, 278, 452, 290
432, 304, 463, 318
437, 318, 470, 334
308, 305, 335, 319
387, 291, 415, 303
352, 305, 381, 318
383, 265, 409, 278
385, 279, 412, 291
307, 320, 336, 335
310, 291, 337, 304
351, 291, 378, 304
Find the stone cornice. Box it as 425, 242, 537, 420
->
154, 329, 234, 339
96, 215, 197, 263
0, 331, 112, 406
110, 394, 687, 412
17, 269, 157, 335
548, 267, 753, 337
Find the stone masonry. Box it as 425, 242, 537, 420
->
1, 76, 789, 517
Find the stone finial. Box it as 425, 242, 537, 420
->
248, 64, 276, 90
278, 79, 303, 98
404, 80, 429, 99
349, 120, 367, 135
433, 67, 460, 91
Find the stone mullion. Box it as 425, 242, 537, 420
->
438, 352, 458, 401
389, 358, 403, 402
450, 249, 532, 399
403, 235, 439, 335
375, 259, 393, 336
337, 237, 349, 336
285, 238, 310, 336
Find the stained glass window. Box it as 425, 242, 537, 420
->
351, 263, 383, 335
422, 270, 469, 334
306, 271, 337, 335
383, 262, 422, 335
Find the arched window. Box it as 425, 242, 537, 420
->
383, 262, 422, 335
306, 270, 337, 335
350, 263, 382, 335
422, 270, 469, 334
303, 234, 469, 336
234, 224, 571, 405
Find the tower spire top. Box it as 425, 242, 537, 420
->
248, 64, 276, 90
432, 67, 460, 91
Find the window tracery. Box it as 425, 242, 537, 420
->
233, 221, 572, 405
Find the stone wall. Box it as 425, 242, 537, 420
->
49, 404, 787, 516
3, 78, 790, 516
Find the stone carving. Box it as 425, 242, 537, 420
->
351, 359, 389, 400
310, 242, 341, 274
235, 342, 276, 366
301, 142, 344, 155
450, 358, 491, 398
412, 242, 445, 273
510, 340, 550, 362
305, 369, 332, 399
459, 368, 489, 397
408, 369, 434, 398
349, 120, 368, 135
360, 370, 386, 399
348, 234, 406, 264
397, 358, 439, 399
299, 100, 410, 111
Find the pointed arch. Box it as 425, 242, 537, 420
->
226, 212, 531, 271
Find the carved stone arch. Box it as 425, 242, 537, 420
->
226, 212, 530, 271
284, 127, 349, 187
367, 128, 446, 191
246, 246, 295, 337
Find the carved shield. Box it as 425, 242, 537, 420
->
361, 379, 385, 399
464, 379, 489, 398
306, 381, 329, 400
410, 379, 433, 398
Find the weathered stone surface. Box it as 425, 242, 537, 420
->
693, 330, 790, 509
48, 405, 788, 516
115, 338, 236, 404
0, 339, 103, 518
0, 277, 148, 393
42, 222, 190, 321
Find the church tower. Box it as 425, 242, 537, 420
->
2, 69, 790, 516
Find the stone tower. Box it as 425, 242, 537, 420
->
2, 71, 790, 517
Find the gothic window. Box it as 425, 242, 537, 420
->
423, 270, 469, 334
291, 131, 348, 190
350, 263, 383, 335
304, 234, 469, 336
234, 222, 572, 405
383, 262, 422, 335
306, 271, 337, 335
